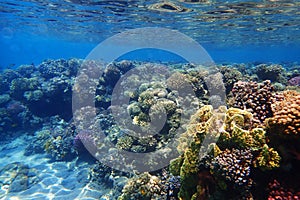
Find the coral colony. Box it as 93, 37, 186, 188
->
0, 59, 299, 199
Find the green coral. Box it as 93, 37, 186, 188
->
116, 135, 134, 151
217, 107, 267, 149
179, 147, 200, 199
253, 144, 281, 170
172, 105, 226, 199
169, 156, 184, 176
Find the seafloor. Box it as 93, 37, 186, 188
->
0, 59, 299, 200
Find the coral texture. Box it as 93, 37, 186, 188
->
266, 90, 300, 135
253, 64, 286, 83
210, 148, 253, 189
267, 179, 300, 200
118, 172, 165, 200
229, 80, 275, 123
170, 105, 280, 199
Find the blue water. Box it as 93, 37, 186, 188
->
1, 0, 300, 68
1, 32, 300, 68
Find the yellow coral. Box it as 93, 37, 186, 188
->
253, 144, 281, 170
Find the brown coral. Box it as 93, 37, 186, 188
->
229, 80, 275, 123
266, 90, 300, 135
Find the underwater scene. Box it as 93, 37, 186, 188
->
0, 0, 300, 200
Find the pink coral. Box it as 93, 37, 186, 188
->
288, 76, 300, 86
267, 179, 300, 200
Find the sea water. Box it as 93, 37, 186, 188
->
0, 0, 300, 199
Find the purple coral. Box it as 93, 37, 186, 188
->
73, 130, 96, 153
288, 76, 300, 86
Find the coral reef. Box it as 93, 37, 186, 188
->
25, 116, 77, 160
43, 118, 77, 160
1, 59, 300, 199
266, 90, 300, 135
264, 90, 300, 191
288, 76, 300, 86
127, 80, 180, 132
170, 105, 280, 199
181, 69, 208, 101
229, 80, 275, 123
210, 148, 253, 189
0, 100, 42, 134
89, 161, 113, 187
118, 172, 166, 200
38, 59, 79, 79
253, 144, 280, 170
0, 59, 82, 133
219, 65, 243, 94
253, 64, 286, 83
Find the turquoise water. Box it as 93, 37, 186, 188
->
0, 0, 300, 200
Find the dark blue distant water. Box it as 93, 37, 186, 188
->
1, 32, 300, 68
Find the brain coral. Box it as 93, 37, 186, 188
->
266, 90, 300, 135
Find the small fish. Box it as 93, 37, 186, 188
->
288, 76, 300, 86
